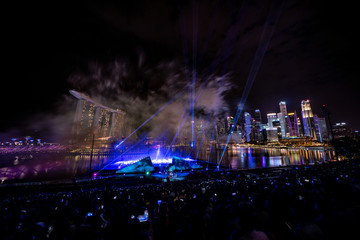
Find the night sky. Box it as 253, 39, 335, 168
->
2, 0, 359, 138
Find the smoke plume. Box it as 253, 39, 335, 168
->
67, 54, 232, 144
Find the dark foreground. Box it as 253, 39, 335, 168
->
1, 159, 360, 240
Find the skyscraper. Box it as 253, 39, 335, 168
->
287, 111, 300, 136
266, 129, 279, 142
254, 109, 262, 124
297, 117, 303, 136
244, 112, 252, 142
314, 115, 329, 142
301, 100, 316, 139
267, 113, 277, 128
333, 122, 352, 139
252, 110, 262, 143
279, 101, 289, 138
266, 113, 280, 142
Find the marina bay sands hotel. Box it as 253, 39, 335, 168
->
69, 90, 128, 145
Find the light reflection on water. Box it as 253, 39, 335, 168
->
225, 147, 335, 169
0, 147, 335, 182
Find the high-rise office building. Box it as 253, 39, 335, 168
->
287, 111, 300, 136
301, 100, 316, 139
297, 117, 303, 136
266, 129, 279, 142
251, 118, 262, 143
267, 113, 278, 128
333, 122, 352, 139
244, 112, 252, 142
274, 115, 282, 139
253, 109, 262, 142
279, 101, 289, 138
314, 116, 329, 142
254, 109, 262, 124
266, 113, 280, 142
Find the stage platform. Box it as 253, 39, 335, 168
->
79, 156, 226, 182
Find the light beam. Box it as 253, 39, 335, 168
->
217, 0, 285, 168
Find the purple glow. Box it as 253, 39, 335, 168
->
262, 156, 266, 168
104, 156, 197, 171
0, 144, 70, 154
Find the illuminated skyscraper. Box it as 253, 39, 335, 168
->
297, 117, 303, 136
244, 112, 252, 142
253, 110, 262, 143
301, 100, 316, 139
279, 101, 289, 138
226, 116, 234, 133
254, 109, 262, 124
333, 122, 352, 139
266, 113, 280, 142
287, 111, 300, 136
314, 116, 329, 142
266, 129, 279, 142
267, 113, 277, 128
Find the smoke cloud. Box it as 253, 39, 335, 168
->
67, 54, 233, 144
1, 53, 233, 144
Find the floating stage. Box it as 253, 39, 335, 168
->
82, 155, 225, 182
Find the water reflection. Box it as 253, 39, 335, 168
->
0, 146, 335, 183
0, 153, 119, 183
227, 147, 335, 169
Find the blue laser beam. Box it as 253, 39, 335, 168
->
200, 0, 247, 82
195, 100, 218, 160
198, 0, 222, 66
217, 0, 285, 168
189, 0, 247, 104
191, 0, 199, 147
207, 122, 217, 170
155, 145, 160, 161
178, 2, 192, 86
178, 1, 195, 155
195, 120, 209, 160
97, 137, 148, 174
165, 104, 190, 157
115, 86, 188, 149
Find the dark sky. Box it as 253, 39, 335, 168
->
2, 0, 359, 137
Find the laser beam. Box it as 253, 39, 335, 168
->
217, 0, 285, 168
191, 0, 199, 149
165, 104, 190, 157
115, 86, 188, 149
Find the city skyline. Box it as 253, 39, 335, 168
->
2, 96, 351, 143
0, 86, 356, 142
1, 0, 359, 139
238, 99, 353, 130
238, 99, 333, 143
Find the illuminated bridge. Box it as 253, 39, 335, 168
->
70, 90, 127, 144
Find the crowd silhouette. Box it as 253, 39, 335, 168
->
1, 159, 359, 240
